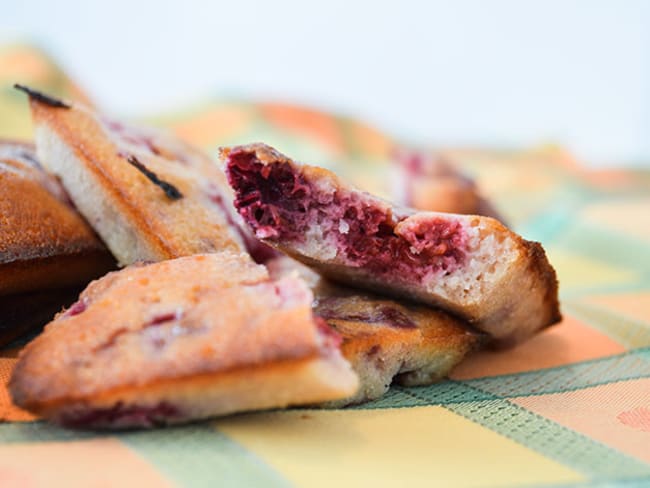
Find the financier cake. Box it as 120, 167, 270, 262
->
9, 253, 358, 428
223, 143, 561, 344
16, 84, 246, 266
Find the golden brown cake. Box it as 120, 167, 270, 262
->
223, 143, 561, 344
10, 253, 358, 428
0, 139, 114, 297
17, 85, 247, 266
267, 257, 482, 406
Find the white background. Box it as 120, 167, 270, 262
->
4, 0, 650, 167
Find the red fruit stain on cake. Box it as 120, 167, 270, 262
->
93, 327, 129, 352
225, 148, 468, 280
63, 298, 87, 317
103, 119, 162, 156
102, 118, 187, 163
205, 183, 278, 263
314, 316, 343, 351
316, 299, 417, 329
146, 311, 180, 327
60, 401, 181, 429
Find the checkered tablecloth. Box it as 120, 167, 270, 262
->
1, 45, 649, 488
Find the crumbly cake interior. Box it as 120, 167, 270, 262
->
226, 149, 517, 304
417, 217, 518, 302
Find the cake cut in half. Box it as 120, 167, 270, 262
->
0, 139, 114, 297
267, 257, 483, 406
9, 253, 358, 428
223, 143, 561, 344
17, 85, 246, 266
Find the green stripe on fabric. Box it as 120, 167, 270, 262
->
348, 385, 429, 409
466, 348, 650, 398
516, 186, 591, 243
0, 420, 98, 442
445, 399, 650, 481
561, 282, 650, 301
558, 222, 650, 276
517, 207, 573, 244
565, 301, 650, 349
122, 424, 289, 488
543, 477, 650, 487
355, 349, 650, 409
351, 380, 498, 410
0, 421, 289, 488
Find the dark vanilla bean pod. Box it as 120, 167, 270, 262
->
125, 154, 183, 200
14, 84, 71, 109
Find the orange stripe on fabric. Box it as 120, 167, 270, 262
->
451, 314, 626, 380
0, 438, 173, 487
259, 103, 345, 155
513, 379, 650, 465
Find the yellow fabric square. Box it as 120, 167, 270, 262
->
216, 407, 583, 488
546, 248, 638, 290
580, 199, 650, 243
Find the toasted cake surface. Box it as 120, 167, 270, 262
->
223, 143, 561, 344
10, 253, 357, 427
26, 92, 246, 266
0, 139, 114, 295
267, 256, 482, 405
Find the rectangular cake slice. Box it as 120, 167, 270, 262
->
17, 85, 246, 266
223, 143, 561, 344
10, 253, 358, 429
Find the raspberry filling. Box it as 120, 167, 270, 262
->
60, 401, 180, 428
226, 149, 468, 280
63, 298, 87, 317
314, 316, 343, 351
205, 184, 278, 263
316, 298, 416, 329
146, 311, 180, 327
102, 118, 187, 164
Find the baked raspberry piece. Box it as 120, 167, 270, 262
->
223, 143, 560, 344
9, 253, 358, 429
